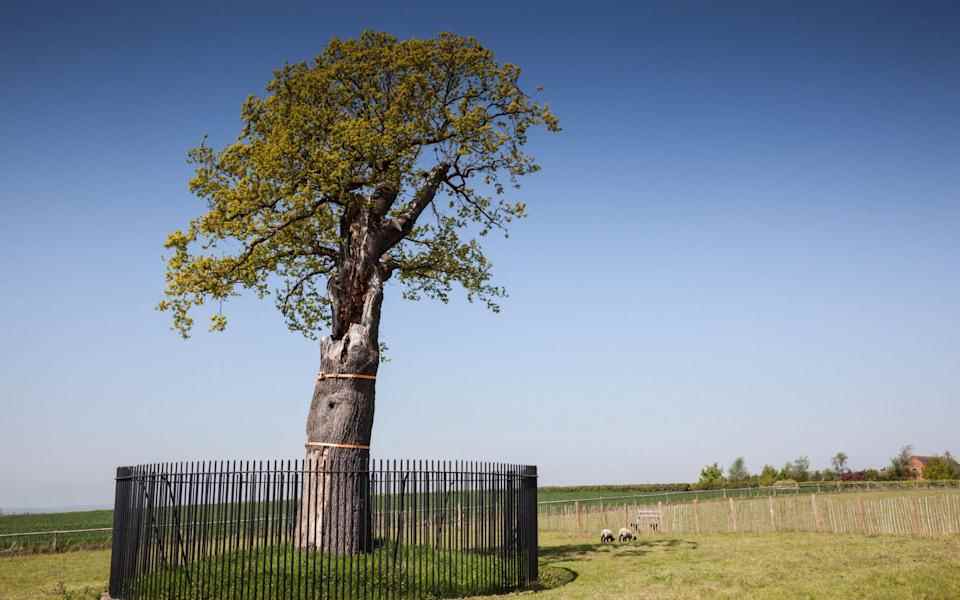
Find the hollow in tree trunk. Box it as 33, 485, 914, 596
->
299, 268, 382, 554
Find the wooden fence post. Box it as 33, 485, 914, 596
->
768, 495, 776, 531
576, 501, 582, 532
811, 494, 821, 532
729, 498, 737, 533
857, 497, 866, 534
830, 498, 838, 533
693, 498, 701, 534
913, 497, 923, 536
914, 497, 930, 535
658, 501, 665, 533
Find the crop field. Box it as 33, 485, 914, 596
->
0, 510, 113, 554
0, 510, 113, 534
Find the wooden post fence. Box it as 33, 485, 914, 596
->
693, 498, 701, 534
729, 498, 737, 532
768, 495, 776, 531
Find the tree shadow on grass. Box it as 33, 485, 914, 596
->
528, 565, 578, 592
540, 538, 699, 564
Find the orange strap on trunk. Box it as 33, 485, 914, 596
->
316, 373, 376, 382
305, 441, 370, 450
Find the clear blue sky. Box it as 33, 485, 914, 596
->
2, 1, 958, 511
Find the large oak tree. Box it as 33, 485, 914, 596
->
159, 31, 558, 552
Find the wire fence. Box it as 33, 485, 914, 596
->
537, 479, 960, 515
5, 479, 959, 555
542, 487, 960, 538
108, 459, 538, 600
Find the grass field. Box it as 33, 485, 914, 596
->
537, 482, 960, 507
0, 510, 113, 554
484, 531, 960, 599
538, 487, 774, 507
0, 548, 108, 600
4, 530, 960, 599
0, 510, 113, 534
134, 542, 511, 600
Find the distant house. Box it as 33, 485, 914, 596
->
909, 456, 935, 479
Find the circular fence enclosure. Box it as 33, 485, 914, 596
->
108, 459, 539, 600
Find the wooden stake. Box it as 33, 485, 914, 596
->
768, 495, 776, 532
729, 497, 738, 532
811, 494, 821, 532
694, 498, 701, 534
911, 497, 921, 536
857, 497, 866, 534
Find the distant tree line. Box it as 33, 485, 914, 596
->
696, 445, 960, 489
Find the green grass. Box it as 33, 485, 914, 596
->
0, 548, 108, 600
537, 484, 960, 511
478, 531, 960, 599
538, 487, 755, 506
0, 510, 113, 534
128, 542, 517, 600
0, 510, 113, 554
5, 531, 960, 599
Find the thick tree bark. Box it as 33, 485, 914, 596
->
299, 213, 383, 553
298, 171, 444, 553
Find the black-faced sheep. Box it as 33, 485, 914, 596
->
600, 528, 615, 544
618, 527, 635, 542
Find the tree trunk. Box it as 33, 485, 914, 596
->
299, 267, 382, 554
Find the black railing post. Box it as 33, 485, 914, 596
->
106, 459, 539, 598
109, 466, 133, 599
520, 465, 538, 586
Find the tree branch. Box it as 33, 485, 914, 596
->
376, 163, 449, 254
279, 269, 326, 314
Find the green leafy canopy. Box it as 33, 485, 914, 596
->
158, 31, 559, 338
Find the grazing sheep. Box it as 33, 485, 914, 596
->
618, 527, 635, 542
600, 528, 615, 544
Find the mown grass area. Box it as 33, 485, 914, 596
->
0, 548, 108, 600
477, 531, 960, 599
5, 530, 960, 599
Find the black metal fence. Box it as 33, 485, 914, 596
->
108, 460, 538, 600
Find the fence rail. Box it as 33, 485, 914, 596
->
5, 479, 959, 557
0, 527, 112, 538
538, 479, 960, 513
108, 460, 538, 600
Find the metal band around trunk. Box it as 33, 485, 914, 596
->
305, 441, 371, 450
316, 373, 377, 382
